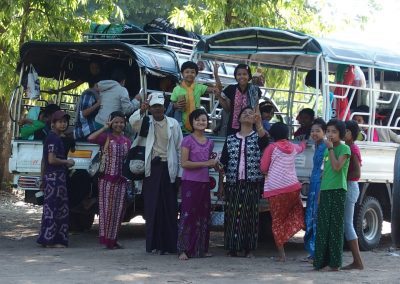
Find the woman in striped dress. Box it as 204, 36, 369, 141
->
88, 111, 131, 249
218, 107, 269, 257
261, 122, 306, 261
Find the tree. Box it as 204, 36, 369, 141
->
0, 0, 122, 188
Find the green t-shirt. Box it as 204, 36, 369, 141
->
170, 83, 208, 130
20, 120, 46, 139
320, 143, 351, 191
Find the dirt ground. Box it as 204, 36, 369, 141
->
0, 190, 399, 284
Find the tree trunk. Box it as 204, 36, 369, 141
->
225, 0, 233, 27
0, 98, 12, 191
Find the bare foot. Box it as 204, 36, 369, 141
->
245, 252, 254, 258
320, 266, 340, 272
342, 262, 364, 270
271, 256, 286, 262
178, 252, 189, 260
204, 252, 213, 257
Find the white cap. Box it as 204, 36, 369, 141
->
148, 92, 165, 106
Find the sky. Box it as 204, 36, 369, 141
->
314, 0, 400, 49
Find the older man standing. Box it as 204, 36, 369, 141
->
129, 92, 182, 254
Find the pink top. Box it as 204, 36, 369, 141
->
181, 134, 214, 182
348, 143, 362, 181
261, 140, 306, 198
236, 132, 252, 180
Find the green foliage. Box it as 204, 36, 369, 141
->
0, 0, 121, 99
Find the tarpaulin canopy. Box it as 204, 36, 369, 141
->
18, 41, 180, 81
193, 27, 400, 72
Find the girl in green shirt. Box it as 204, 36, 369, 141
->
314, 119, 351, 271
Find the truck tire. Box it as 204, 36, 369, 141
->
392, 147, 400, 247
355, 196, 383, 251
69, 212, 95, 232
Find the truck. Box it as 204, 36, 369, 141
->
191, 27, 400, 250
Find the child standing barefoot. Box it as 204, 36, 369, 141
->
314, 119, 351, 271
37, 110, 75, 248
304, 118, 327, 261
177, 109, 217, 260
88, 111, 132, 249
261, 122, 306, 262
342, 120, 364, 270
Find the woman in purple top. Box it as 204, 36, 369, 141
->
88, 111, 132, 249
37, 110, 75, 248
177, 109, 217, 260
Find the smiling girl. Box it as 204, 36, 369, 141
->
177, 109, 217, 260
37, 110, 75, 248
314, 119, 351, 271
88, 111, 131, 249
304, 118, 327, 261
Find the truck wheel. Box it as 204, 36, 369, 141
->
355, 196, 383, 251
69, 212, 95, 232
392, 147, 400, 247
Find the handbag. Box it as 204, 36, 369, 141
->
98, 135, 110, 174
210, 199, 224, 226
26, 64, 40, 99
122, 116, 150, 180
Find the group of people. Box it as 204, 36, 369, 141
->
33, 59, 366, 271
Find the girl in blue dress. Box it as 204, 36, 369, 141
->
304, 118, 327, 260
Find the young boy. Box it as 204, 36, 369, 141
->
170, 61, 218, 132
294, 108, 315, 140
259, 103, 275, 131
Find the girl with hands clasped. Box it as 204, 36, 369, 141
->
88, 111, 132, 249
37, 110, 75, 248
314, 119, 351, 271
218, 107, 269, 258
177, 109, 217, 260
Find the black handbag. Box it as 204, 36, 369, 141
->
123, 116, 149, 180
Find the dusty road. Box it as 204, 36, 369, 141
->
0, 190, 399, 284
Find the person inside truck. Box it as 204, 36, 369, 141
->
169, 61, 219, 133
19, 108, 46, 140
33, 103, 61, 140
352, 105, 379, 142
294, 108, 315, 140
49, 60, 104, 94
94, 69, 141, 127
73, 79, 101, 141
259, 102, 274, 131
215, 63, 262, 136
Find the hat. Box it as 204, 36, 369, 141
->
51, 110, 70, 123
148, 92, 165, 106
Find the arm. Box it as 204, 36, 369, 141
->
120, 89, 137, 115
328, 151, 349, 172
48, 152, 74, 167
294, 140, 307, 154
347, 153, 361, 180
389, 129, 400, 143
213, 62, 223, 91
81, 92, 101, 117
128, 107, 146, 133
174, 121, 184, 177
260, 144, 275, 174
255, 112, 269, 150
87, 123, 110, 145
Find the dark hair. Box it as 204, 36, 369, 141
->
269, 122, 289, 141
353, 105, 370, 123
188, 109, 209, 132
260, 104, 274, 114
238, 106, 254, 121
234, 64, 252, 80
109, 111, 126, 122
298, 108, 315, 119
43, 104, 60, 118
111, 69, 126, 83
345, 120, 360, 141
305, 69, 322, 89
181, 61, 199, 74
327, 119, 346, 139
312, 118, 327, 132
